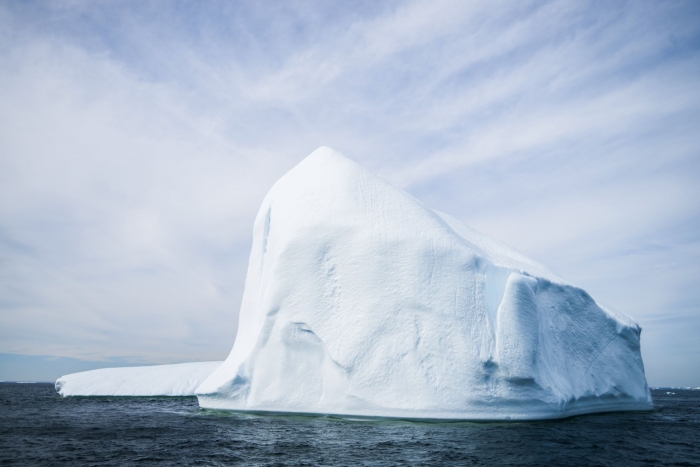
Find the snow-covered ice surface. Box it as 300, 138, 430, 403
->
56, 362, 222, 396
196, 147, 652, 420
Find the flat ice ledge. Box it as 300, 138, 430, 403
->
56, 361, 222, 396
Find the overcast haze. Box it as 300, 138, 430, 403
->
1, 0, 699, 386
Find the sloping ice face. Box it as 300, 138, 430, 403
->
195, 147, 652, 420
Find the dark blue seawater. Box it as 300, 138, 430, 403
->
0, 384, 698, 466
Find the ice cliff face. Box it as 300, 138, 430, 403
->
196, 147, 652, 420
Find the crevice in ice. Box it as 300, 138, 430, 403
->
321, 247, 341, 305
482, 264, 513, 340
260, 206, 272, 271
582, 332, 620, 378
289, 321, 348, 373
225, 374, 251, 399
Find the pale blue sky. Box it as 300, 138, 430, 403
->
1, 0, 699, 386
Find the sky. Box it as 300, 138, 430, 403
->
0, 0, 699, 386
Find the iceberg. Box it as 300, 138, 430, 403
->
56, 362, 222, 396
195, 147, 652, 420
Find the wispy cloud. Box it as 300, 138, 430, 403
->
1, 0, 698, 384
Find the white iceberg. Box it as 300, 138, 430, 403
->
56, 361, 222, 396
195, 147, 652, 420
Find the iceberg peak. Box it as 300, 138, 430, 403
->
304, 145, 351, 164
289, 146, 360, 182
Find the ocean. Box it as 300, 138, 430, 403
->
0, 384, 697, 466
